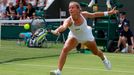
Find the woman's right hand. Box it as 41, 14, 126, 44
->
51, 30, 60, 36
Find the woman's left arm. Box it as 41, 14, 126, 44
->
82, 7, 118, 19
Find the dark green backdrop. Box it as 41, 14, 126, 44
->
45, 0, 134, 33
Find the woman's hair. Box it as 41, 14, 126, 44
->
69, 1, 82, 11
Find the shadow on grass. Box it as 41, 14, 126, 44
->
0, 53, 76, 64
0, 55, 59, 64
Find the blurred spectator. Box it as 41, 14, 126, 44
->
2, 13, 9, 20
36, 0, 47, 7
44, 0, 47, 7
0, 0, 7, 10
88, 0, 112, 10
9, 11, 18, 20
7, 0, 16, 6
2, 0, 8, 6
6, 2, 17, 19
0, 0, 7, 19
26, 3, 35, 18
19, 11, 30, 26
18, 32, 32, 46
115, 20, 134, 54
16, 0, 27, 8
16, 3, 26, 19
28, 0, 36, 6
35, 0, 47, 12
20, 11, 29, 20
118, 12, 128, 32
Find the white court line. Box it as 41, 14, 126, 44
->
4, 63, 134, 74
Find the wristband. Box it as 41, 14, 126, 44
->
104, 12, 108, 16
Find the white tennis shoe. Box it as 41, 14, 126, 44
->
103, 56, 112, 70
50, 69, 61, 75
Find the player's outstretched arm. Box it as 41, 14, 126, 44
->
82, 7, 118, 19
51, 18, 71, 35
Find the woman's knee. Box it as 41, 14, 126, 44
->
61, 47, 71, 54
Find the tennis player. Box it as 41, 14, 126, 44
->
51, 1, 118, 75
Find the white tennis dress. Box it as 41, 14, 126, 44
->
68, 14, 95, 43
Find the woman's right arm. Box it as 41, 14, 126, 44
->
52, 18, 71, 35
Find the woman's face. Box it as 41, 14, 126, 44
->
69, 3, 80, 16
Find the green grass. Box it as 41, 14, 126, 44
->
0, 40, 134, 75
0, 40, 64, 63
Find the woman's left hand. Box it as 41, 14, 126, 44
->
109, 7, 119, 14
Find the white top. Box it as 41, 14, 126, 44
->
69, 14, 89, 36
68, 14, 94, 43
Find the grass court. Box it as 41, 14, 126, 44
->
0, 40, 134, 75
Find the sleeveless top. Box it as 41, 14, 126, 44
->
68, 14, 89, 36
68, 14, 94, 42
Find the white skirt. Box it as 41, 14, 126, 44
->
68, 26, 95, 43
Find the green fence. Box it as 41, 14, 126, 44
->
92, 15, 119, 51
1, 25, 69, 42
1, 26, 30, 39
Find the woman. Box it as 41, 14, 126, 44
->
51, 1, 118, 75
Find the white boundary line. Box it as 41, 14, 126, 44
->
4, 63, 134, 74
0, 19, 66, 23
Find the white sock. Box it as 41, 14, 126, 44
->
103, 55, 108, 61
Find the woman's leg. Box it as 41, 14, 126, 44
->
84, 40, 104, 60
58, 37, 78, 71
50, 37, 78, 75
84, 40, 111, 70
